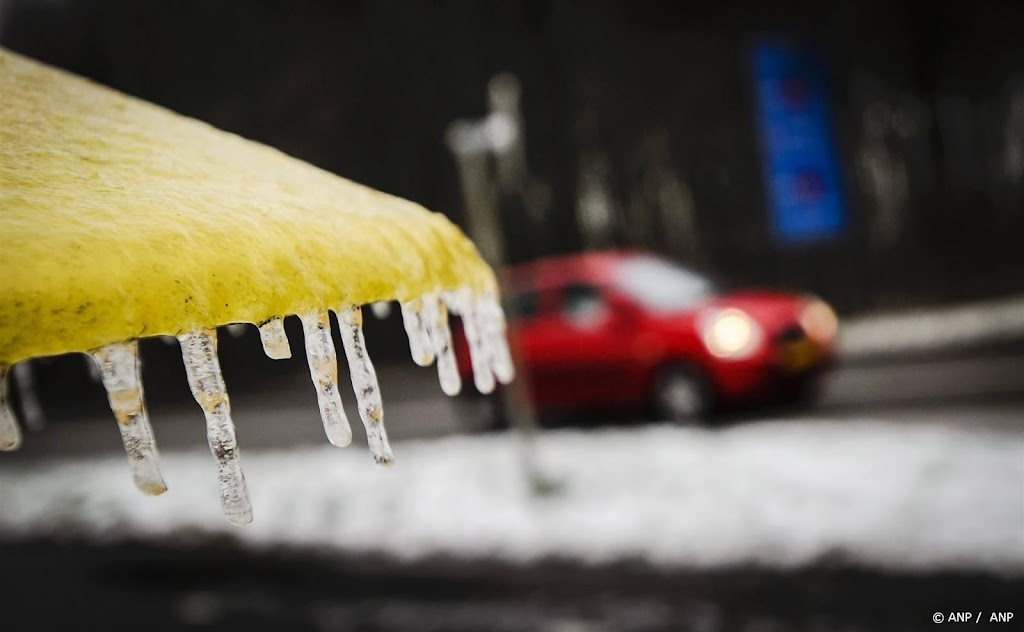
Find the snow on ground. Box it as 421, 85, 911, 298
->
840, 294, 1024, 359
0, 419, 1021, 574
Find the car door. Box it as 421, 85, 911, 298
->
538, 283, 644, 408
507, 287, 565, 407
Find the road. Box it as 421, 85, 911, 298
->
1, 537, 1021, 632
4, 346, 1023, 459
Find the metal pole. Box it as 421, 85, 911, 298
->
445, 78, 556, 494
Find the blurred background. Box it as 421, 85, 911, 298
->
1, 1, 1022, 631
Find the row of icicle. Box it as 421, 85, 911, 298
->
0, 290, 514, 526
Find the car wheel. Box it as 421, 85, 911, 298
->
652, 365, 709, 425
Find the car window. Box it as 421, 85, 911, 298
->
509, 290, 540, 320
561, 284, 609, 327
615, 256, 714, 312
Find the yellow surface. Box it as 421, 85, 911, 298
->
0, 49, 496, 366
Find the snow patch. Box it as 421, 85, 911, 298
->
0, 420, 1021, 573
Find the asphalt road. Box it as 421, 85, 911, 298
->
1, 537, 1021, 632
4, 346, 1024, 459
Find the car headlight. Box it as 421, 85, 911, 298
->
701, 308, 762, 359
799, 299, 838, 344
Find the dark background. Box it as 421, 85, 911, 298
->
4, 0, 1023, 315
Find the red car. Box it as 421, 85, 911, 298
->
455, 251, 838, 424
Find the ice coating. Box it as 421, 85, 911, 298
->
423, 294, 462, 396
479, 293, 516, 384
337, 306, 394, 465
370, 301, 393, 320
1, 46, 519, 526
90, 342, 167, 495
178, 330, 253, 526
0, 367, 21, 451
84, 352, 101, 382
400, 298, 435, 367
258, 317, 291, 360
445, 291, 496, 394
300, 311, 353, 447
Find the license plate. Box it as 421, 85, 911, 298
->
781, 340, 820, 372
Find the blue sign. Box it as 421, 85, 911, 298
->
752, 41, 847, 244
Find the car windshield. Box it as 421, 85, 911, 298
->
615, 256, 715, 312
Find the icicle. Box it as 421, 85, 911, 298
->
0, 367, 21, 451
337, 306, 394, 465
446, 291, 495, 394
90, 342, 167, 495
400, 298, 435, 367
423, 294, 462, 396
12, 361, 45, 431
84, 353, 101, 382
258, 317, 291, 360
370, 301, 392, 320
299, 311, 352, 447
178, 330, 252, 526
479, 293, 516, 384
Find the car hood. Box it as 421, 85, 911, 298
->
702, 290, 810, 332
